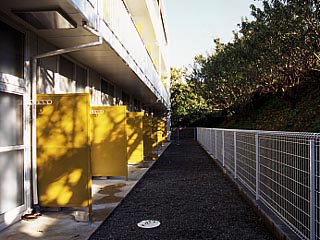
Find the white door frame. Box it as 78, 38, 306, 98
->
0, 78, 29, 231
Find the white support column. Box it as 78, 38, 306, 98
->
209, 129, 212, 155
234, 131, 237, 179
309, 139, 316, 240
222, 131, 225, 167
255, 133, 260, 201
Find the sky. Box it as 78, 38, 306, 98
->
164, 0, 263, 69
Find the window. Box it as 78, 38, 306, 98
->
134, 98, 141, 111
0, 91, 24, 214
59, 56, 75, 80
76, 65, 87, 93
101, 79, 108, 94
0, 92, 23, 147
0, 21, 24, 78
122, 91, 130, 105
107, 84, 114, 98
101, 79, 114, 105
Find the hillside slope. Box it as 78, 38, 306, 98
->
219, 82, 320, 133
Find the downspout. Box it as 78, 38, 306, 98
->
30, 23, 102, 211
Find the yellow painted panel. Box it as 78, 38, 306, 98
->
146, 45, 151, 55
162, 120, 168, 142
127, 112, 144, 165
143, 116, 158, 159
91, 106, 127, 177
156, 119, 162, 145
157, 119, 167, 145
36, 94, 92, 209
136, 23, 142, 37
155, 119, 161, 146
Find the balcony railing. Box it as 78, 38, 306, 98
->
71, 0, 169, 108
197, 128, 320, 240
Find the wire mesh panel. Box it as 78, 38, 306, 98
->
197, 128, 202, 144
197, 128, 209, 153
236, 132, 257, 195
208, 129, 212, 156
211, 129, 216, 158
205, 128, 211, 153
259, 134, 311, 239
216, 130, 224, 164
201, 128, 206, 145
224, 130, 235, 174
315, 139, 320, 240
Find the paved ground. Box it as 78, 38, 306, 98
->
0, 157, 160, 240
90, 140, 275, 240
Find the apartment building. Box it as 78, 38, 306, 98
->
0, 0, 170, 230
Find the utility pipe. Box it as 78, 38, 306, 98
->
30, 23, 102, 210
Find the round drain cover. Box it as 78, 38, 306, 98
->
137, 220, 160, 229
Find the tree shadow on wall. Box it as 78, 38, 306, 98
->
36, 94, 91, 209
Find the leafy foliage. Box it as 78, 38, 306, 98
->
170, 0, 320, 130
221, 82, 320, 132
170, 67, 209, 127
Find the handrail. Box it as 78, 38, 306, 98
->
97, 0, 169, 107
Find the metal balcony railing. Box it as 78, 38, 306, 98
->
98, 0, 169, 107
197, 128, 320, 240
71, 0, 169, 108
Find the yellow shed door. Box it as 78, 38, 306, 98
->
91, 106, 127, 178
127, 112, 144, 165
36, 94, 92, 208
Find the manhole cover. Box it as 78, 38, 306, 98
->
137, 220, 160, 229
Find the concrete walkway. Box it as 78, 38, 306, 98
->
90, 140, 275, 240
0, 144, 169, 240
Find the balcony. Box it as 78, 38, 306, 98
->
72, 0, 170, 110
124, 0, 170, 86
0, 0, 169, 111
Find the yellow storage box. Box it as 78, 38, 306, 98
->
143, 116, 158, 159
127, 112, 144, 165
91, 106, 127, 179
36, 94, 92, 209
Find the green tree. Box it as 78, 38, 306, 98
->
188, 0, 320, 115
170, 67, 209, 127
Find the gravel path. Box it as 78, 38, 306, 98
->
90, 140, 275, 240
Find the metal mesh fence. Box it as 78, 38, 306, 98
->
259, 134, 310, 239
236, 132, 257, 196
224, 131, 235, 173
315, 140, 320, 240
216, 130, 223, 165
197, 128, 320, 240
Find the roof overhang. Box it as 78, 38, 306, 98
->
14, 9, 77, 29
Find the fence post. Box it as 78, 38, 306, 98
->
255, 133, 260, 201
309, 139, 315, 240
234, 131, 237, 179
209, 129, 212, 155
222, 131, 225, 167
